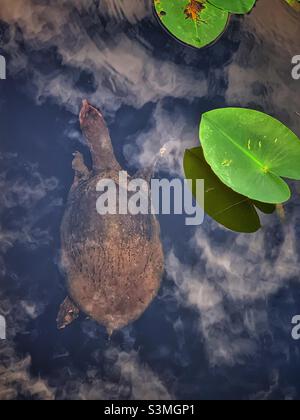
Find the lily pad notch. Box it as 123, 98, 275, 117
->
184, 146, 275, 233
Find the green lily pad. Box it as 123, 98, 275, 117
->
208, 0, 256, 14
184, 147, 275, 233
199, 108, 300, 204
285, 0, 300, 12
154, 0, 229, 49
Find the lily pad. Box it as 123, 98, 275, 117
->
199, 108, 300, 204
285, 0, 300, 12
184, 147, 275, 233
208, 0, 256, 14
154, 0, 229, 49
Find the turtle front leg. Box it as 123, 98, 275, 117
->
57, 296, 80, 330
71, 151, 90, 190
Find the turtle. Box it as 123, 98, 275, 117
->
57, 100, 164, 335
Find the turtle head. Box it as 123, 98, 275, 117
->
80, 100, 106, 140
79, 100, 121, 172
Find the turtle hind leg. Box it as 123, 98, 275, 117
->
57, 296, 80, 330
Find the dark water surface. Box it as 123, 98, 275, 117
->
0, 0, 300, 400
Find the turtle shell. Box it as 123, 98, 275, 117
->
60, 170, 164, 334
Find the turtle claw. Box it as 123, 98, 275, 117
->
57, 296, 80, 330
107, 326, 114, 338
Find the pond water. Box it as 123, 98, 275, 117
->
0, 0, 300, 400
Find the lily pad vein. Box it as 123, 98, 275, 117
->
204, 115, 269, 172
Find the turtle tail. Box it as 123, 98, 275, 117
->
79, 100, 121, 172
